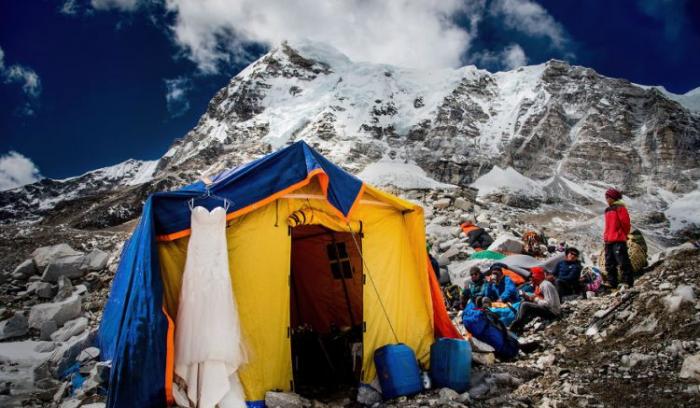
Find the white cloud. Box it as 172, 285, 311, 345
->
471, 43, 528, 71
491, 0, 567, 49
91, 0, 140, 11
0, 151, 43, 191
6, 66, 42, 98
88, 0, 570, 74
0, 46, 42, 115
60, 0, 79, 15
164, 76, 191, 117
502, 43, 528, 69
164, 0, 482, 72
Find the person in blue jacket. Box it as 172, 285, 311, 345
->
486, 265, 520, 303
464, 266, 490, 304
553, 247, 583, 299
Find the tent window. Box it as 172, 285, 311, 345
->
327, 242, 352, 279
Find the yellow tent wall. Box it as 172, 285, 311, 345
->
157, 179, 434, 401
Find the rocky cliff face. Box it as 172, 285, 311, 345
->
1, 40, 698, 239
158, 42, 700, 196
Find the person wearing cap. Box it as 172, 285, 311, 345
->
553, 247, 583, 299
465, 266, 490, 305
509, 267, 561, 334
486, 265, 520, 303
603, 188, 634, 288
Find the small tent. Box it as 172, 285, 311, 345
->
99, 141, 460, 408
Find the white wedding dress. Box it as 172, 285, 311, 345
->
174, 206, 247, 408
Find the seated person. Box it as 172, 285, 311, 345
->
460, 221, 494, 250
553, 247, 583, 299
486, 265, 520, 304
580, 266, 603, 297
443, 283, 462, 310
509, 268, 561, 334
464, 266, 490, 304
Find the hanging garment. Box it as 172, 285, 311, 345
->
175, 206, 246, 408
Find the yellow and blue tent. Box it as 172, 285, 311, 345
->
98, 140, 460, 407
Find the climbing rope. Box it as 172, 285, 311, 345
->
346, 221, 400, 344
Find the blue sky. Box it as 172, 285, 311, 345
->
0, 0, 699, 188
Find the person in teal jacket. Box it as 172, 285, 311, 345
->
486, 265, 520, 303
465, 266, 490, 304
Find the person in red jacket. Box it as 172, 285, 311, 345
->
603, 188, 634, 288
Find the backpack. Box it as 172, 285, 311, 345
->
462, 303, 519, 360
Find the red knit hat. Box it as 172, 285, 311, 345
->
605, 188, 622, 201
531, 267, 545, 283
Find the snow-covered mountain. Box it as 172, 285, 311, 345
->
2, 40, 699, 241
0, 159, 161, 228
635, 84, 700, 113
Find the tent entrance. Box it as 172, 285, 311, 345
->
290, 225, 363, 397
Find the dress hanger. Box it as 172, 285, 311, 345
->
187, 186, 231, 212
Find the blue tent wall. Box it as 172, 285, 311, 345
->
99, 199, 169, 407
98, 141, 364, 408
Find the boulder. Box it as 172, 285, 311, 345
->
35, 377, 63, 402
74, 284, 88, 296
468, 382, 491, 399
487, 235, 524, 254
41, 320, 59, 341
52, 381, 69, 404
33, 244, 83, 270
54, 276, 74, 301
12, 259, 37, 280
265, 391, 309, 408
28, 293, 82, 330
433, 198, 451, 209
50, 317, 88, 342
77, 346, 101, 363
35, 341, 57, 353
356, 384, 382, 406
470, 337, 495, 353
454, 197, 472, 211
49, 329, 96, 377
28, 281, 54, 299
621, 352, 653, 368
82, 249, 109, 271
42, 254, 87, 283
90, 361, 111, 384
438, 246, 461, 265
438, 387, 459, 402
471, 352, 495, 366
536, 353, 556, 370
0, 312, 29, 340
34, 360, 53, 385
59, 399, 82, 408
680, 353, 700, 382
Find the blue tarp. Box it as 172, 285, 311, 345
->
98, 141, 364, 408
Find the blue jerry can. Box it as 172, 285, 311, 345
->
373, 343, 422, 399
429, 338, 472, 392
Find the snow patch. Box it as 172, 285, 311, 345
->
0, 341, 52, 393
471, 166, 542, 197
358, 160, 456, 190
665, 182, 700, 232
634, 84, 700, 113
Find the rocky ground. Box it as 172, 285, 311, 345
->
0, 227, 125, 408
0, 187, 698, 407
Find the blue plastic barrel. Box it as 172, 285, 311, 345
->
373, 343, 422, 399
429, 338, 472, 392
